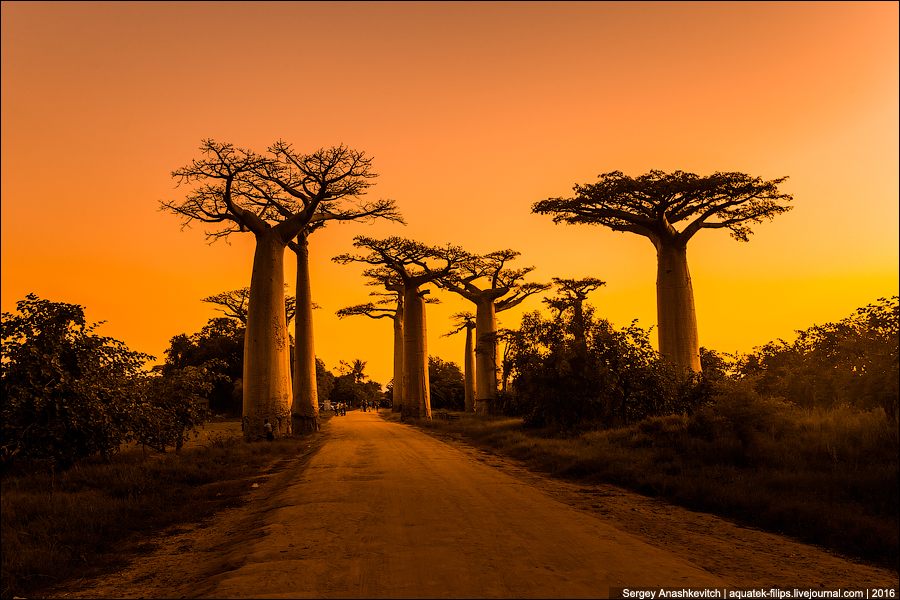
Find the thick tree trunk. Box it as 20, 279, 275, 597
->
474, 301, 498, 413
243, 231, 293, 440
392, 307, 404, 413
464, 323, 476, 413
401, 289, 431, 420
656, 243, 702, 373
572, 301, 587, 349
292, 234, 319, 434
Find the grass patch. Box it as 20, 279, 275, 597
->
401, 405, 899, 572
1, 417, 329, 599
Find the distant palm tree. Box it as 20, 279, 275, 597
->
351, 359, 368, 384
340, 359, 369, 385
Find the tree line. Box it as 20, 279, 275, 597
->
6, 137, 894, 468
155, 140, 798, 437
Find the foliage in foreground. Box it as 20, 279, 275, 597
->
1, 295, 150, 468
1, 425, 316, 599
1, 295, 220, 469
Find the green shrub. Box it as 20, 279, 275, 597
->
1, 295, 150, 468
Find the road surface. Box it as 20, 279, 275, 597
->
54, 410, 899, 599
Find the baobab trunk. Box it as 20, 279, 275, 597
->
656, 243, 702, 373
292, 234, 319, 433
474, 301, 498, 413
243, 230, 293, 440
464, 323, 476, 413
402, 289, 431, 420
392, 305, 404, 413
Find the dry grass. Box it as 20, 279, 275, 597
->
1, 417, 329, 599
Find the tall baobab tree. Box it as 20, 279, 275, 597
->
260, 141, 402, 433
337, 269, 406, 412
533, 170, 792, 373
444, 312, 477, 413
334, 237, 470, 420
163, 141, 304, 440
438, 250, 549, 413
162, 140, 380, 440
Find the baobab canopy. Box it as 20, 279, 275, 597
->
533, 170, 792, 247
533, 170, 792, 373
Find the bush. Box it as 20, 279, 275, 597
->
163, 317, 244, 415
133, 363, 223, 453
1, 295, 151, 469
502, 308, 713, 429
739, 296, 898, 419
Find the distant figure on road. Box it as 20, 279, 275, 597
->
263, 419, 274, 441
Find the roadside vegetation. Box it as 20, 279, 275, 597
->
0, 293, 337, 599
0, 422, 324, 598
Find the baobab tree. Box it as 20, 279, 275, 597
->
261, 141, 402, 433
444, 312, 477, 413
334, 237, 470, 420
337, 269, 406, 412
438, 250, 549, 413
543, 277, 607, 348
533, 170, 792, 373
162, 140, 379, 440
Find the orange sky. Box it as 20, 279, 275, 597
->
2, 1, 898, 386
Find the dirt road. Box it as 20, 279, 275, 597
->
56, 410, 898, 599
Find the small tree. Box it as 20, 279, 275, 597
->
543, 277, 606, 348
504, 301, 698, 429
429, 356, 465, 411
330, 362, 382, 409
444, 312, 477, 412
135, 362, 223, 453
739, 296, 899, 420
163, 317, 244, 415
1, 295, 150, 468
315, 358, 335, 409
534, 170, 792, 373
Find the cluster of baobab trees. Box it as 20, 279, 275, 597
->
163, 140, 792, 439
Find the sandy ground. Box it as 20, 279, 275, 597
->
51, 410, 898, 599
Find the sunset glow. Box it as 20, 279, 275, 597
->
2, 1, 897, 386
